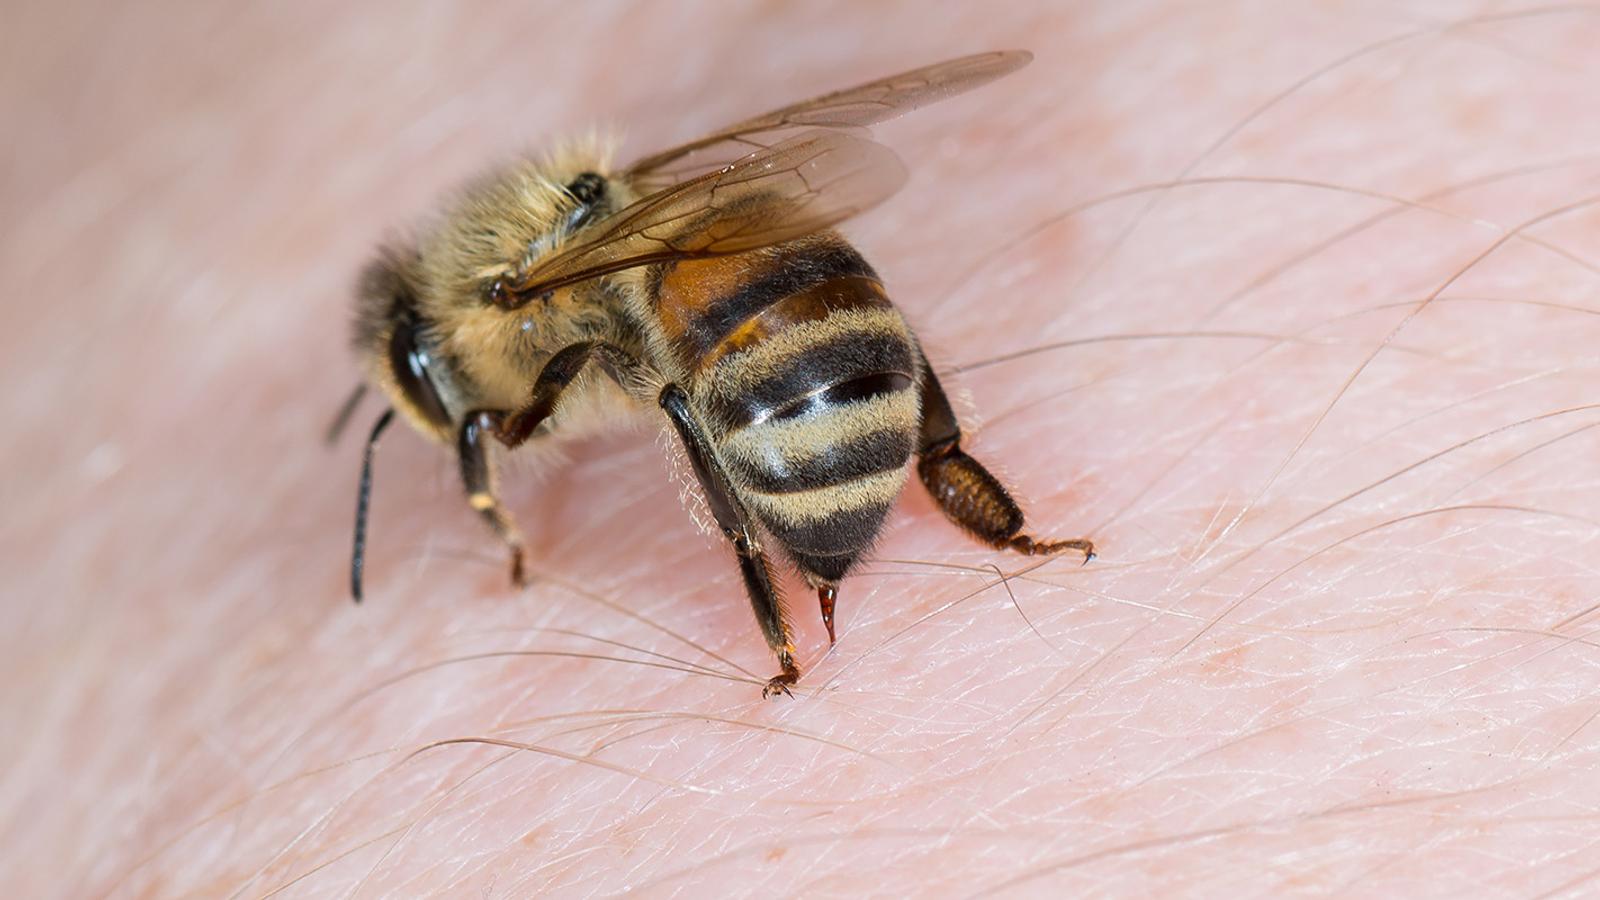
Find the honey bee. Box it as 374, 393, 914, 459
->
342, 50, 1094, 697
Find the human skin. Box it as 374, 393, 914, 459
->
7, 1, 1600, 896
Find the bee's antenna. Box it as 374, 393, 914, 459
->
325, 383, 369, 446
351, 407, 395, 603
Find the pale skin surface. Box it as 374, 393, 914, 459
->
6, 1, 1600, 896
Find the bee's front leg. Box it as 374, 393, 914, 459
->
492, 340, 650, 447
458, 412, 527, 587
458, 340, 654, 587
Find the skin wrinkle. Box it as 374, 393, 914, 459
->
1132, 617, 1600, 794
1164, 195, 1600, 659
993, 187, 1600, 730
1044, 4, 1600, 313
1090, 189, 1600, 599
935, 154, 1600, 338
9, 2, 1600, 897
971, 170, 1600, 341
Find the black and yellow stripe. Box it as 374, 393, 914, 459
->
649, 233, 922, 583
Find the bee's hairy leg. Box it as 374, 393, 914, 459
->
459, 412, 528, 587
493, 340, 651, 448
659, 384, 800, 699
460, 342, 652, 588
914, 351, 1095, 562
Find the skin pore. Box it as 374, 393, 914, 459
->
7, 1, 1600, 896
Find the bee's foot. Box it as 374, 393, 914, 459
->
1008, 534, 1095, 561
762, 672, 797, 699
762, 654, 801, 700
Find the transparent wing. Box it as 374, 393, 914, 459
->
625, 50, 1032, 185
493, 130, 906, 304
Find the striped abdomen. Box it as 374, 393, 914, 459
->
652, 235, 921, 582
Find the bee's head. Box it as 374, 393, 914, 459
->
351, 245, 463, 443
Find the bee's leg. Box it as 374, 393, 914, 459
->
492, 341, 651, 448
660, 384, 800, 699
458, 412, 528, 587
459, 342, 651, 587
914, 354, 1096, 561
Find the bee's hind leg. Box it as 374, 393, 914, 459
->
914, 352, 1095, 562
659, 384, 800, 699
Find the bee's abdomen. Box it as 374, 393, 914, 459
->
728, 409, 917, 582
659, 236, 922, 581
708, 329, 915, 431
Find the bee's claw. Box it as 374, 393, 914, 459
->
762, 678, 796, 700
762, 654, 801, 699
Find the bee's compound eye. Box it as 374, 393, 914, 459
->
565, 172, 605, 206
388, 320, 452, 429
486, 277, 511, 307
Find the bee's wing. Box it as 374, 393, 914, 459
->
625, 50, 1032, 185
496, 130, 906, 302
